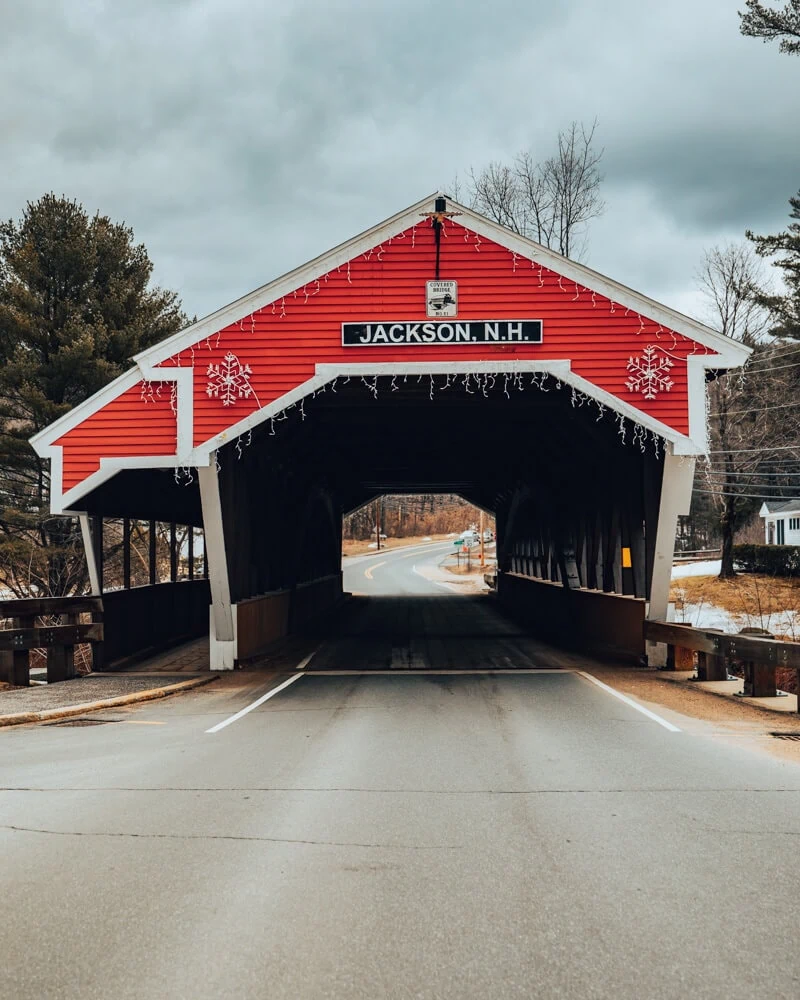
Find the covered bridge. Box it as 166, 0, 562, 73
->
31, 194, 749, 669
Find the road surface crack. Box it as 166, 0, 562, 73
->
1, 823, 462, 850
3, 786, 800, 794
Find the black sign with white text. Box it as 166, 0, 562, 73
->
342, 320, 543, 346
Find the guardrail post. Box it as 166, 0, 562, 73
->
0, 614, 35, 685
47, 613, 77, 683
742, 659, 777, 699
696, 650, 727, 682
663, 642, 693, 671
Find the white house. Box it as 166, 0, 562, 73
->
759, 499, 800, 545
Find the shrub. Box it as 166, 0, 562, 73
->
732, 544, 800, 577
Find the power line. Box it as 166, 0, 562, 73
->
717, 358, 800, 376
702, 465, 800, 474
701, 466, 800, 474
699, 472, 800, 482
693, 488, 799, 500
747, 345, 800, 363
711, 457, 800, 463
701, 469, 800, 477
702, 484, 800, 492
705, 444, 800, 454
708, 400, 800, 418
701, 487, 799, 494
738, 343, 800, 364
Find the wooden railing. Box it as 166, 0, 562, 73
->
0, 597, 104, 686
644, 620, 800, 706
672, 549, 721, 563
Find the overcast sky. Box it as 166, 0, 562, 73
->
3, 0, 798, 326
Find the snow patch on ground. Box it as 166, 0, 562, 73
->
673, 598, 799, 638
672, 602, 738, 632
672, 560, 721, 578
670, 559, 799, 637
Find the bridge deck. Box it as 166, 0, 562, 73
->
304, 595, 576, 672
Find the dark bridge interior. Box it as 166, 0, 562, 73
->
80, 373, 664, 663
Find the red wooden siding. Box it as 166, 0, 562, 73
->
55, 218, 709, 493
161, 220, 707, 446
56, 382, 176, 490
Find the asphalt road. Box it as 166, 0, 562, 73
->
2, 554, 800, 998
342, 539, 458, 596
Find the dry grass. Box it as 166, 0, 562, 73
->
670, 573, 800, 641
445, 561, 493, 577
670, 573, 800, 615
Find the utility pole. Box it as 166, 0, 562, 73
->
479, 510, 485, 568
376, 497, 382, 551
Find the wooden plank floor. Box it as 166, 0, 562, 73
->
307, 596, 571, 671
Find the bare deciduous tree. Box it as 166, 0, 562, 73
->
696, 243, 800, 577
462, 121, 605, 261
344, 495, 488, 541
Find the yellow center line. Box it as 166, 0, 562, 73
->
364, 560, 387, 580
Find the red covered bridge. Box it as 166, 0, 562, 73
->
31, 194, 749, 670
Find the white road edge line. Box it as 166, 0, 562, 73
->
576, 671, 682, 733
205, 648, 319, 734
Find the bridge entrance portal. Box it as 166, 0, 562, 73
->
32, 194, 749, 669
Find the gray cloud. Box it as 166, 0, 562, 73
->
1, 0, 796, 324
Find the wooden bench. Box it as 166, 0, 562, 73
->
0, 597, 104, 686
644, 620, 800, 705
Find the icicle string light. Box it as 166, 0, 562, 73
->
205, 370, 663, 460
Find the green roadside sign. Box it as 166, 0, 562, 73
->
454, 539, 463, 546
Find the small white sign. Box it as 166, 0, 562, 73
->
426, 280, 457, 318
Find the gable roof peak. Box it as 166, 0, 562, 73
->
132, 190, 749, 372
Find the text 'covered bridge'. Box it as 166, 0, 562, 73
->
32, 194, 749, 669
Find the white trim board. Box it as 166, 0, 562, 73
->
41, 359, 700, 513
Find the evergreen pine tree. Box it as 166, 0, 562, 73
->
739, 1, 800, 55
0, 194, 187, 596
747, 192, 800, 340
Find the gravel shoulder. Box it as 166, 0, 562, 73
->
581, 660, 800, 765
0, 675, 200, 715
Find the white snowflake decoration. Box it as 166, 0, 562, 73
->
625, 344, 674, 400
206, 352, 253, 406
